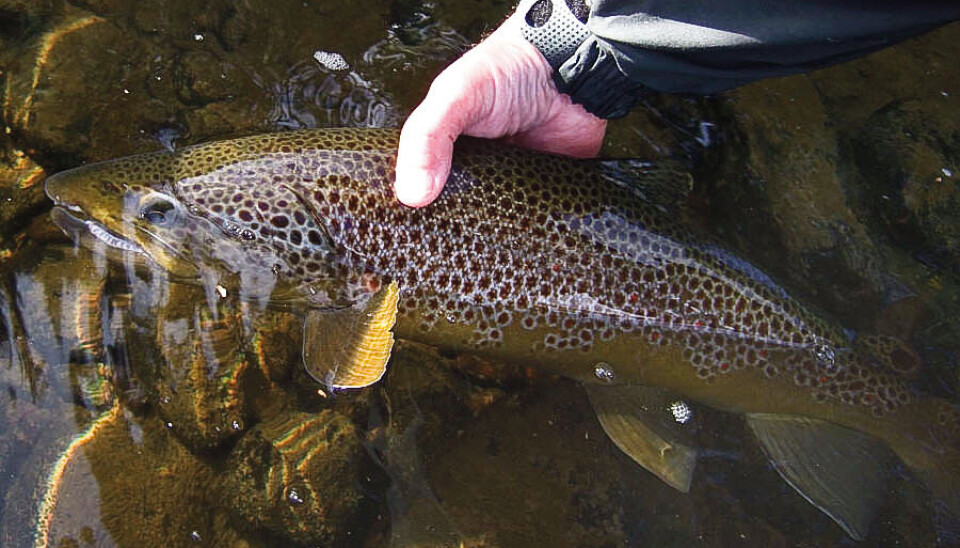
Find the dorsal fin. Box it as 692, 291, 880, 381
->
586, 384, 698, 492
746, 414, 893, 540
302, 281, 399, 389
595, 159, 692, 209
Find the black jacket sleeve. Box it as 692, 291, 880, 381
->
524, 0, 960, 118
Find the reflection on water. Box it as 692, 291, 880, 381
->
264, 10, 468, 130
266, 59, 395, 130
0, 242, 389, 546
261, 12, 467, 129
1, 0, 959, 546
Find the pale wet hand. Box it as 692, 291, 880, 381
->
394, 23, 607, 207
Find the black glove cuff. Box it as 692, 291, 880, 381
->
555, 39, 653, 119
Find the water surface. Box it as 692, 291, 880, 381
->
1, 1, 959, 546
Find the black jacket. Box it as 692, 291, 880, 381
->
521, 0, 960, 117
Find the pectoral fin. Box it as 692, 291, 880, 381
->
303, 281, 400, 389
746, 414, 893, 541
586, 384, 698, 492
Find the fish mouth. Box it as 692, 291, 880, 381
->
50, 206, 146, 255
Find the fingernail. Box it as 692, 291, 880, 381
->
394, 169, 434, 207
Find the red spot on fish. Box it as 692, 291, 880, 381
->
628, 293, 639, 304
820, 376, 829, 384
552, 263, 560, 272
720, 362, 730, 371
650, 332, 660, 342
361, 273, 380, 293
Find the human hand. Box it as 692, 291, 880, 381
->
394, 22, 607, 207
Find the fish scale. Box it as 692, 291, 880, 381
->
164, 131, 910, 416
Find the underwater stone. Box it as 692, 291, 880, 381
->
1, 6, 178, 162
0, 146, 46, 248
221, 410, 374, 545
852, 99, 960, 272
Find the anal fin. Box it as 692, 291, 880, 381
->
746, 414, 893, 541
586, 384, 698, 492
303, 281, 400, 389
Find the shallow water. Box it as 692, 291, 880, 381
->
1, 1, 959, 546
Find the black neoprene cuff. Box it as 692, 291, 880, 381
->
555, 39, 652, 119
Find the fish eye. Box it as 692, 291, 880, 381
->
140, 195, 179, 226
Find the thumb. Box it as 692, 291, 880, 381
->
396, 62, 484, 207
395, 83, 473, 207
394, 111, 455, 207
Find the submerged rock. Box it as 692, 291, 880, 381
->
222, 409, 378, 546
0, 0, 402, 167
0, 141, 47, 249
853, 99, 960, 272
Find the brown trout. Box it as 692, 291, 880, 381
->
45, 128, 960, 539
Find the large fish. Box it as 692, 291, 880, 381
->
45, 128, 960, 539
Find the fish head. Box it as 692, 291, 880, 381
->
46, 153, 235, 281
45, 147, 351, 308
